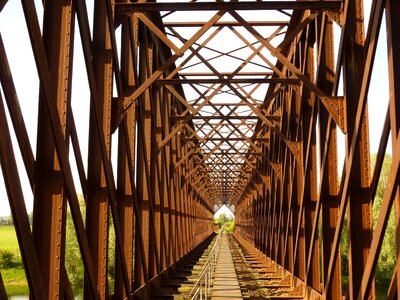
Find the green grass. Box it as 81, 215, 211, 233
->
0, 226, 19, 250
376, 283, 389, 300
342, 275, 389, 299
0, 226, 29, 297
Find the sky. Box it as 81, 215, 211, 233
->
214, 204, 235, 219
0, 0, 390, 217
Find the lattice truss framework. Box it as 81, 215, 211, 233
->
0, 0, 399, 299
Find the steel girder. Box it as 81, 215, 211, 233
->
0, 0, 399, 299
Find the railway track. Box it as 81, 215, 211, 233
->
229, 234, 305, 299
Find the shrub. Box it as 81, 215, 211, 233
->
224, 221, 235, 233
0, 250, 15, 269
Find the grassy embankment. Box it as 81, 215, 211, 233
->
0, 225, 29, 297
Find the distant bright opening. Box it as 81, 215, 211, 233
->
213, 204, 236, 233
214, 204, 235, 219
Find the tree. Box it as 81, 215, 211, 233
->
224, 221, 235, 233
64, 195, 116, 295
5, 214, 13, 226
371, 154, 396, 284
65, 196, 86, 294
341, 154, 396, 290
28, 212, 33, 225
218, 213, 227, 224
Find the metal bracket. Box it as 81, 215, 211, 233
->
288, 283, 304, 297
270, 162, 282, 180
252, 182, 263, 194
286, 140, 303, 166
261, 175, 271, 190
262, 131, 271, 142
326, 11, 343, 27
279, 274, 292, 286
321, 96, 347, 133
111, 96, 131, 133
271, 107, 282, 128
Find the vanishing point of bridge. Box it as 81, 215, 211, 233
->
0, 0, 399, 299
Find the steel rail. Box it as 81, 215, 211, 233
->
189, 233, 222, 299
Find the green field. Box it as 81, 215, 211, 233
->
0, 226, 29, 297
0, 225, 19, 250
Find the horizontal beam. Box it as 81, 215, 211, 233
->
177, 72, 273, 76
183, 137, 269, 141
189, 102, 264, 106
157, 78, 300, 85
210, 180, 240, 182
116, 1, 342, 12
191, 116, 259, 120
202, 152, 262, 155
204, 170, 250, 173
206, 162, 247, 165
164, 21, 290, 27
172, 115, 278, 120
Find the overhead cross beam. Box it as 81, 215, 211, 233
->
157, 78, 300, 85
116, 1, 343, 12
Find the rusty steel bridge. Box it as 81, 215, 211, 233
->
0, 0, 399, 299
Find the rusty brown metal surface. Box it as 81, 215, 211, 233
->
32, 0, 74, 298
1, 0, 399, 299
83, 0, 113, 297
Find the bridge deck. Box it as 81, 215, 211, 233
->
211, 233, 243, 299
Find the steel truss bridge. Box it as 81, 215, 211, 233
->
0, 0, 399, 299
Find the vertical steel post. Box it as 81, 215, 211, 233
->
317, 14, 342, 299
84, 0, 113, 297
32, 0, 74, 298
114, 17, 136, 299
342, 0, 373, 297
386, 0, 400, 296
